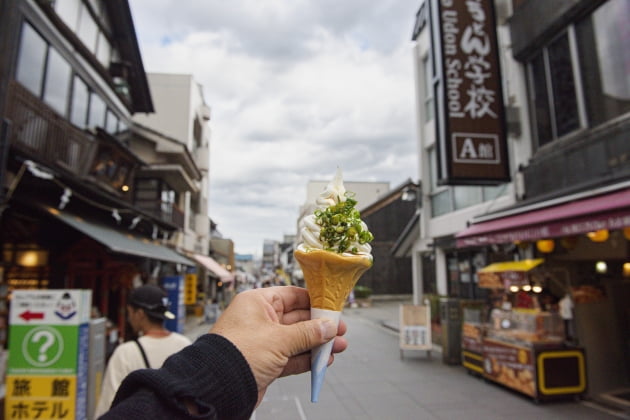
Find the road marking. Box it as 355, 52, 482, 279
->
294, 395, 307, 420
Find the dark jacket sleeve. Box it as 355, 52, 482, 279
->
99, 334, 258, 420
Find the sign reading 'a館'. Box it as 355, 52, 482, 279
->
432, 0, 510, 184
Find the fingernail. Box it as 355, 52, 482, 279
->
321, 319, 336, 340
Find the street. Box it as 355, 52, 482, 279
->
244, 305, 622, 420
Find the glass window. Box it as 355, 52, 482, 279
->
77, 3, 98, 52
547, 33, 579, 137
431, 190, 451, 217
96, 32, 111, 67
70, 76, 89, 128
88, 92, 106, 128
423, 55, 434, 121
117, 119, 128, 133
16, 23, 47, 96
530, 53, 552, 147
453, 186, 482, 210
43, 48, 71, 115
428, 148, 438, 191
54, 0, 80, 31
576, 0, 630, 127
483, 184, 506, 201
105, 109, 118, 134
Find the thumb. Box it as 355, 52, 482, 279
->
282, 318, 337, 357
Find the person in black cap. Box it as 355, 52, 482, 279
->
95, 284, 192, 417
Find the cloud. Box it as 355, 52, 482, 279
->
129, 0, 420, 256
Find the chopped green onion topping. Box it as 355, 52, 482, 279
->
315, 194, 374, 254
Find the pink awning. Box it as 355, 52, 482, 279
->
193, 254, 235, 282
456, 188, 630, 247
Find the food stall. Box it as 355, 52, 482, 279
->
462, 259, 587, 402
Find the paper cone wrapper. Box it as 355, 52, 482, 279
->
309, 308, 340, 402
294, 249, 372, 311
294, 249, 372, 402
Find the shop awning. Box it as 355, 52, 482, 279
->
193, 254, 235, 282
45, 207, 194, 266
477, 259, 544, 288
456, 188, 630, 247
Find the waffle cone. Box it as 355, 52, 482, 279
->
294, 249, 372, 311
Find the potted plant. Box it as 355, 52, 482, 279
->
353, 285, 373, 307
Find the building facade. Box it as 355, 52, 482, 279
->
0, 0, 201, 358
360, 179, 419, 295
407, 0, 630, 406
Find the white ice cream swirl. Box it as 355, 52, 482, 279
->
298, 169, 373, 257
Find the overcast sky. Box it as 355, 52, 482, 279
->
129, 1, 421, 257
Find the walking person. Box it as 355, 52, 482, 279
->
94, 284, 192, 417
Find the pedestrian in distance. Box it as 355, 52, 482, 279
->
98, 286, 348, 419
95, 284, 192, 418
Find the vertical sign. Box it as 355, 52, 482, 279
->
6, 290, 91, 420
429, 0, 509, 185
184, 273, 197, 305
162, 276, 185, 333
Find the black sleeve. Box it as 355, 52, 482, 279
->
99, 334, 258, 420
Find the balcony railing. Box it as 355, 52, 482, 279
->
522, 116, 630, 199
5, 81, 95, 174
135, 199, 185, 229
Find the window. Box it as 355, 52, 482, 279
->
70, 76, 89, 128
423, 55, 434, 122
96, 32, 111, 67
454, 186, 482, 210
90, 146, 132, 189
547, 34, 579, 137
117, 120, 129, 133
15, 23, 47, 96
77, 3, 98, 52
528, 32, 580, 147
135, 179, 178, 220
88, 92, 106, 128
527, 0, 630, 148
482, 184, 506, 201
193, 117, 202, 147
43, 48, 72, 115
427, 148, 502, 217
576, 0, 630, 126
105, 109, 118, 134
54, 0, 81, 31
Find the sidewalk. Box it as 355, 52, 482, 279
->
184, 297, 628, 420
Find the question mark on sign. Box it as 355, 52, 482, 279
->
32, 330, 55, 362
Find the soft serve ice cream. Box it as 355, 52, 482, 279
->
294, 168, 374, 401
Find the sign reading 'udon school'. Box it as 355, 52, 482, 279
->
429, 0, 510, 185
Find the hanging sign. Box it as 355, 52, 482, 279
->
429, 0, 510, 185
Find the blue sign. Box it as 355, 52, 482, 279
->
162, 276, 185, 333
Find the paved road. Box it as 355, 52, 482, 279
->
250, 308, 621, 420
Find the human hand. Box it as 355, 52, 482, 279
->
210, 286, 348, 405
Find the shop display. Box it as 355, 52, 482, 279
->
462, 260, 587, 402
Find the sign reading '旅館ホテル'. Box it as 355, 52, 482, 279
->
6, 290, 91, 420
429, 0, 510, 185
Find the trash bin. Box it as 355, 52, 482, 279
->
440, 297, 462, 365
